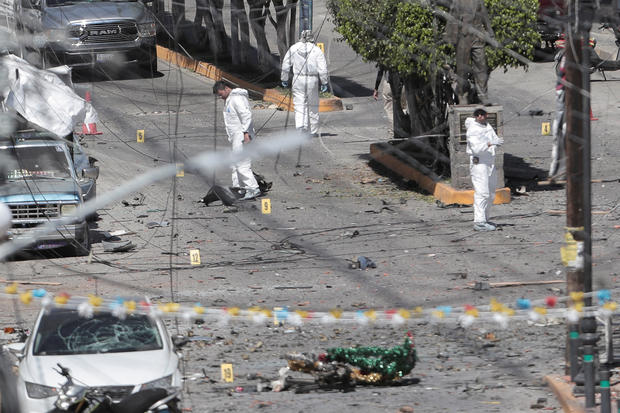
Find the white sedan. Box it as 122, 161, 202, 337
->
5, 304, 183, 413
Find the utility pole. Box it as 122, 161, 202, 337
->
564, 0, 596, 404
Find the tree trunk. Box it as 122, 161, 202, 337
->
395, 72, 452, 178
232, 0, 250, 64
192, 0, 208, 49
171, 0, 186, 38
288, 0, 297, 48
247, 0, 272, 72
231, 0, 241, 64
271, 0, 294, 63
210, 0, 228, 62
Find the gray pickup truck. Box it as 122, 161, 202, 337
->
0, 130, 98, 255
15, 0, 157, 72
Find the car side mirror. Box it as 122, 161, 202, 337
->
172, 335, 189, 349
4, 342, 26, 361
82, 166, 99, 180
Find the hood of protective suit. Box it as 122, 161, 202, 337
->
228, 88, 249, 100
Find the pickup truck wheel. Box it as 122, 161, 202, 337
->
139, 47, 157, 75
73, 226, 91, 257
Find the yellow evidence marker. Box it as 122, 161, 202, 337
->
137, 130, 145, 143
221, 363, 234, 382
541, 122, 551, 136
261, 198, 271, 214
189, 249, 201, 265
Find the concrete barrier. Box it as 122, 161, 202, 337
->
156, 45, 343, 113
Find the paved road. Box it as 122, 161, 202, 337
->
3, 4, 620, 411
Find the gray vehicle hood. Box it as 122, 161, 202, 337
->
42, 1, 151, 28
0, 179, 80, 203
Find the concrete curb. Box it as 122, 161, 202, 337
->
156, 45, 343, 113
369, 142, 510, 205
544, 375, 585, 413
544, 374, 620, 413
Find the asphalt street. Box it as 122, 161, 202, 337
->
2, 3, 620, 412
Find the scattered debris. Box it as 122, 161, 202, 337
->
280, 335, 417, 392
120, 194, 145, 207
271, 241, 304, 253
469, 280, 564, 289
106, 230, 136, 237
273, 286, 314, 290
350, 256, 377, 270
102, 239, 136, 253
147, 221, 170, 228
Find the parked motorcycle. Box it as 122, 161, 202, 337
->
49, 364, 181, 413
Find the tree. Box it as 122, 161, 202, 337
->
270, 0, 298, 63
248, 0, 275, 72
231, 0, 251, 65
328, 0, 540, 173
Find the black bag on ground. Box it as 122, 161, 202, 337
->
202, 172, 272, 206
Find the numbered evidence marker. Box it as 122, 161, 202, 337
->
176, 163, 184, 177
221, 363, 234, 382
137, 129, 145, 143
261, 198, 271, 214
316, 42, 325, 54
541, 122, 551, 136
189, 249, 201, 265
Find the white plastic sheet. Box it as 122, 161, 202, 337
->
0, 54, 98, 136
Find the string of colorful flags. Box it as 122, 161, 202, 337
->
2, 283, 618, 328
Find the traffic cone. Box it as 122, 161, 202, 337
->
590, 108, 598, 121
81, 90, 102, 135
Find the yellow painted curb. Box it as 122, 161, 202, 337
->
156, 45, 343, 113
543, 375, 585, 413
369, 142, 510, 205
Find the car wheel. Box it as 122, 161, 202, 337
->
139, 46, 157, 75
73, 225, 91, 257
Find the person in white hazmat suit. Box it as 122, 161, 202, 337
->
465, 108, 503, 231
280, 30, 329, 137
213, 80, 260, 200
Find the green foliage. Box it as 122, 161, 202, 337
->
485, 0, 541, 71
389, 2, 452, 78
327, 0, 451, 78
327, 0, 541, 80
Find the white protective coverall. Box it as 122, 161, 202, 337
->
281, 39, 329, 134
465, 117, 500, 224
222, 88, 259, 192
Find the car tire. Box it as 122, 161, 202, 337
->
73, 225, 91, 257
139, 46, 157, 75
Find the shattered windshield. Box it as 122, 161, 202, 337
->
0, 145, 72, 180
32, 309, 164, 355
